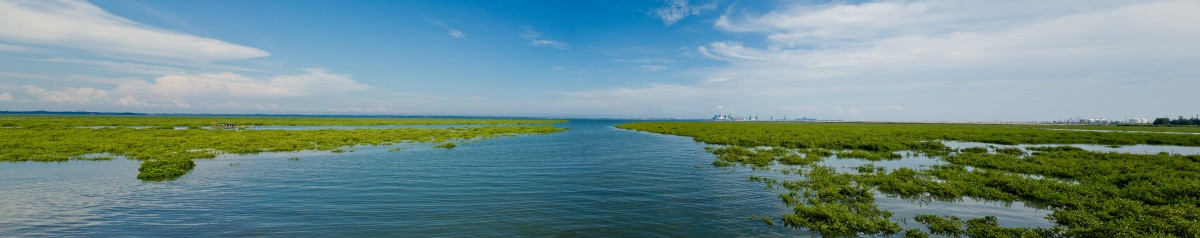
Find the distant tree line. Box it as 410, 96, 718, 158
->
1153, 116, 1200, 126
0, 110, 145, 115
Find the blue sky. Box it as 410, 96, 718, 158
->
1, 0, 1198, 121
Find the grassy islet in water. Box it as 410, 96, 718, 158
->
616, 121, 1200, 237
0, 116, 566, 181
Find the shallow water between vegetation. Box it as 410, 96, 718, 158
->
2, 120, 810, 236
617, 121, 1200, 237
5, 119, 1200, 237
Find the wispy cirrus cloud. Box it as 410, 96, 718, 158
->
556, 83, 712, 117
654, 0, 716, 26
13, 69, 371, 110
41, 58, 187, 75
705, 0, 1200, 78
0, 0, 268, 62
520, 26, 568, 49
23, 86, 110, 104
0, 42, 38, 53
616, 57, 676, 72
615, 57, 677, 64
637, 65, 668, 71
430, 19, 466, 39
563, 0, 1200, 121
696, 41, 779, 61
0, 0, 390, 114
122, 69, 371, 99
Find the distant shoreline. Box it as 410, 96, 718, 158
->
0, 111, 552, 120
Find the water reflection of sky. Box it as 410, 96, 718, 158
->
1047, 128, 1200, 135
2, 120, 813, 237
705, 145, 1056, 230
9, 122, 1193, 236
941, 140, 1200, 155
0, 159, 141, 234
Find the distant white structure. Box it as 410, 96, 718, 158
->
1067, 117, 1149, 124
711, 107, 814, 121
1084, 118, 1108, 124
713, 106, 732, 120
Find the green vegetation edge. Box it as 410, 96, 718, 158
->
1, 116, 567, 181
615, 121, 1200, 237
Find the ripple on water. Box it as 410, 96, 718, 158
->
821, 152, 946, 172
941, 140, 1200, 155
5, 121, 1107, 236
703, 143, 1060, 232
0, 120, 822, 236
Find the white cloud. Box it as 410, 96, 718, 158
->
118, 69, 371, 99
24, 85, 110, 104
713, 1, 1135, 49
18, 69, 372, 110
556, 84, 713, 116
615, 58, 675, 71
562, 1, 1200, 121
616, 57, 677, 64
553, 66, 584, 74
655, 0, 716, 26
267, 69, 373, 96
43, 58, 186, 75
448, 29, 465, 39
0, 0, 269, 61
0, 42, 37, 52
697, 41, 779, 61
0, 92, 12, 101
553, 66, 610, 81
706, 1, 1200, 78
638, 65, 668, 71
715, 1, 936, 48
560, 83, 708, 100
521, 27, 568, 49
430, 20, 466, 39
0, 71, 145, 85
115, 95, 150, 106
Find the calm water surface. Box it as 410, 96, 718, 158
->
1, 120, 1070, 237
942, 140, 1200, 155
2, 120, 808, 237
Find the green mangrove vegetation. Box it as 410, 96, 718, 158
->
1154, 116, 1200, 126
1, 116, 566, 181
434, 142, 458, 149
1040, 126, 1200, 134
0, 115, 565, 127
616, 122, 1200, 237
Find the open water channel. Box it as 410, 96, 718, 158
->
0, 120, 1090, 236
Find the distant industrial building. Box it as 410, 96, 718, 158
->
713, 106, 732, 120
1064, 117, 1149, 125
712, 106, 813, 121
